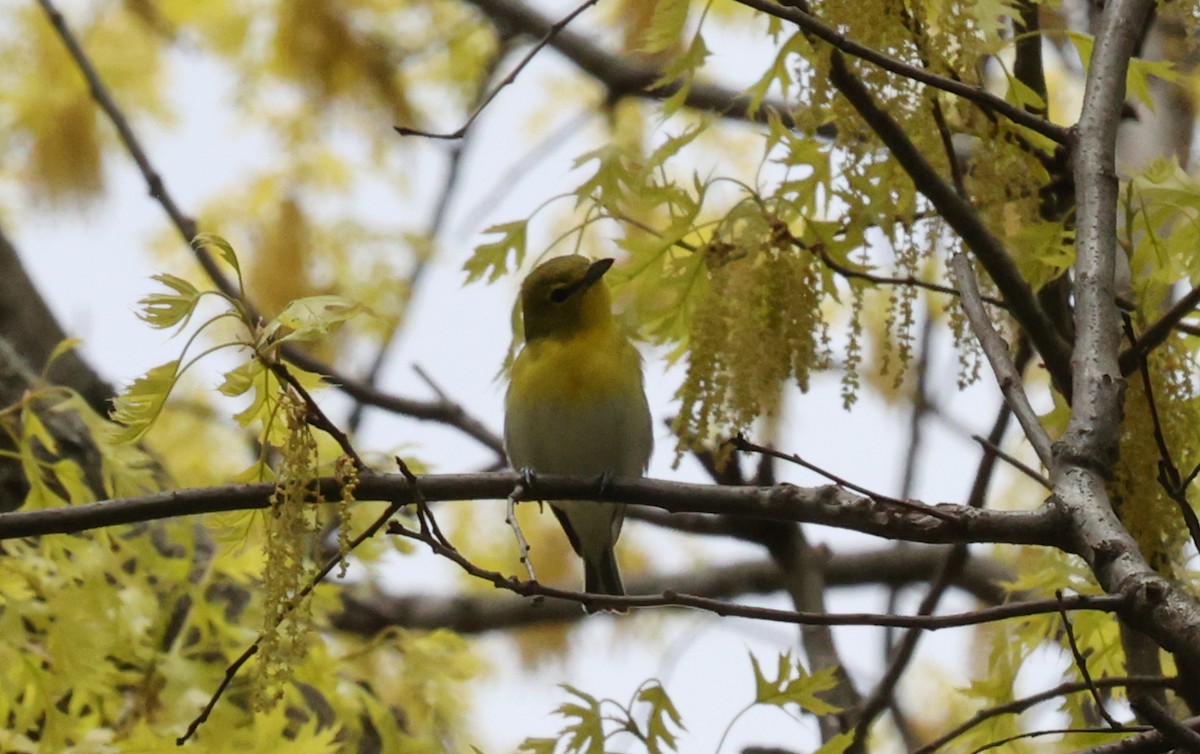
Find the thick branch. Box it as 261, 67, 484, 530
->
461, 0, 797, 127
1055, 0, 1200, 709
0, 472, 1069, 549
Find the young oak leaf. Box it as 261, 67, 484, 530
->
109, 360, 180, 444
516, 739, 557, 754
193, 232, 243, 283
555, 685, 605, 754
750, 651, 842, 715
257, 295, 365, 347
638, 683, 684, 754
465, 220, 527, 284
136, 273, 202, 330
218, 358, 266, 398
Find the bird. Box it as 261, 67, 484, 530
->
504, 255, 653, 611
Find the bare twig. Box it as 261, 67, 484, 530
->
913, 676, 1170, 754
178, 463, 418, 743
731, 0, 1068, 144
333, 548, 1020, 634
461, 0, 797, 128
1057, 590, 1122, 729
389, 516, 1126, 626
267, 360, 365, 469
505, 478, 537, 580
971, 433, 1052, 489
1118, 284, 1200, 375
1120, 315, 1200, 555
950, 251, 1055, 470
396, 0, 600, 140
971, 726, 1147, 754
730, 434, 959, 523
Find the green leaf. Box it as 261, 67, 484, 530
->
655, 33, 710, 118
49, 458, 92, 504
108, 360, 180, 444
572, 144, 631, 210
137, 273, 202, 330
21, 405, 57, 455
1127, 56, 1180, 111
813, 732, 855, 754
465, 220, 528, 283
745, 33, 808, 117
218, 358, 266, 397
556, 685, 605, 754
641, 0, 688, 54
258, 295, 364, 346
43, 337, 83, 373
516, 739, 558, 754
750, 651, 842, 715
193, 232, 241, 279
638, 683, 684, 753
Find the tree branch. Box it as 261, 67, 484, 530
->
460, 0, 798, 128
332, 547, 1019, 634
0, 472, 1070, 548
390, 513, 1126, 625
1053, 0, 1200, 709
733, 0, 1069, 144
36, 0, 508, 461
821, 49, 1074, 396
950, 252, 1055, 469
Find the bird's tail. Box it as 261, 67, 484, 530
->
583, 547, 625, 614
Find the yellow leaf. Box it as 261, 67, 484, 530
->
137, 273, 202, 330
109, 360, 180, 443
258, 295, 365, 346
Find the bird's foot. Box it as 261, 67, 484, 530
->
596, 470, 614, 498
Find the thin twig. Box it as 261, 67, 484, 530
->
1118, 283, 1200, 375
267, 359, 365, 469
971, 433, 1052, 489
388, 517, 1128, 625
732, 0, 1069, 145
950, 251, 1055, 469
505, 478, 537, 580
969, 725, 1147, 754
730, 434, 959, 523
1120, 315, 1200, 555
1057, 589, 1122, 729
396, 0, 600, 140
913, 676, 1170, 754
178, 465, 415, 742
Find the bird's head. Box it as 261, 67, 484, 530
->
519, 255, 615, 342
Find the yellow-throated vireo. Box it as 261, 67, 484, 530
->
504, 255, 652, 611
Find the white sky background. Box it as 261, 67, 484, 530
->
6, 2, 1063, 751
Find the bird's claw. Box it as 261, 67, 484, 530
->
518, 467, 538, 494
597, 470, 614, 498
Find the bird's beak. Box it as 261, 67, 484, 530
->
558, 258, 614, 301
582, 258, 614, 288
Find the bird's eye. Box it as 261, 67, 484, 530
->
549, 286, 570, 303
